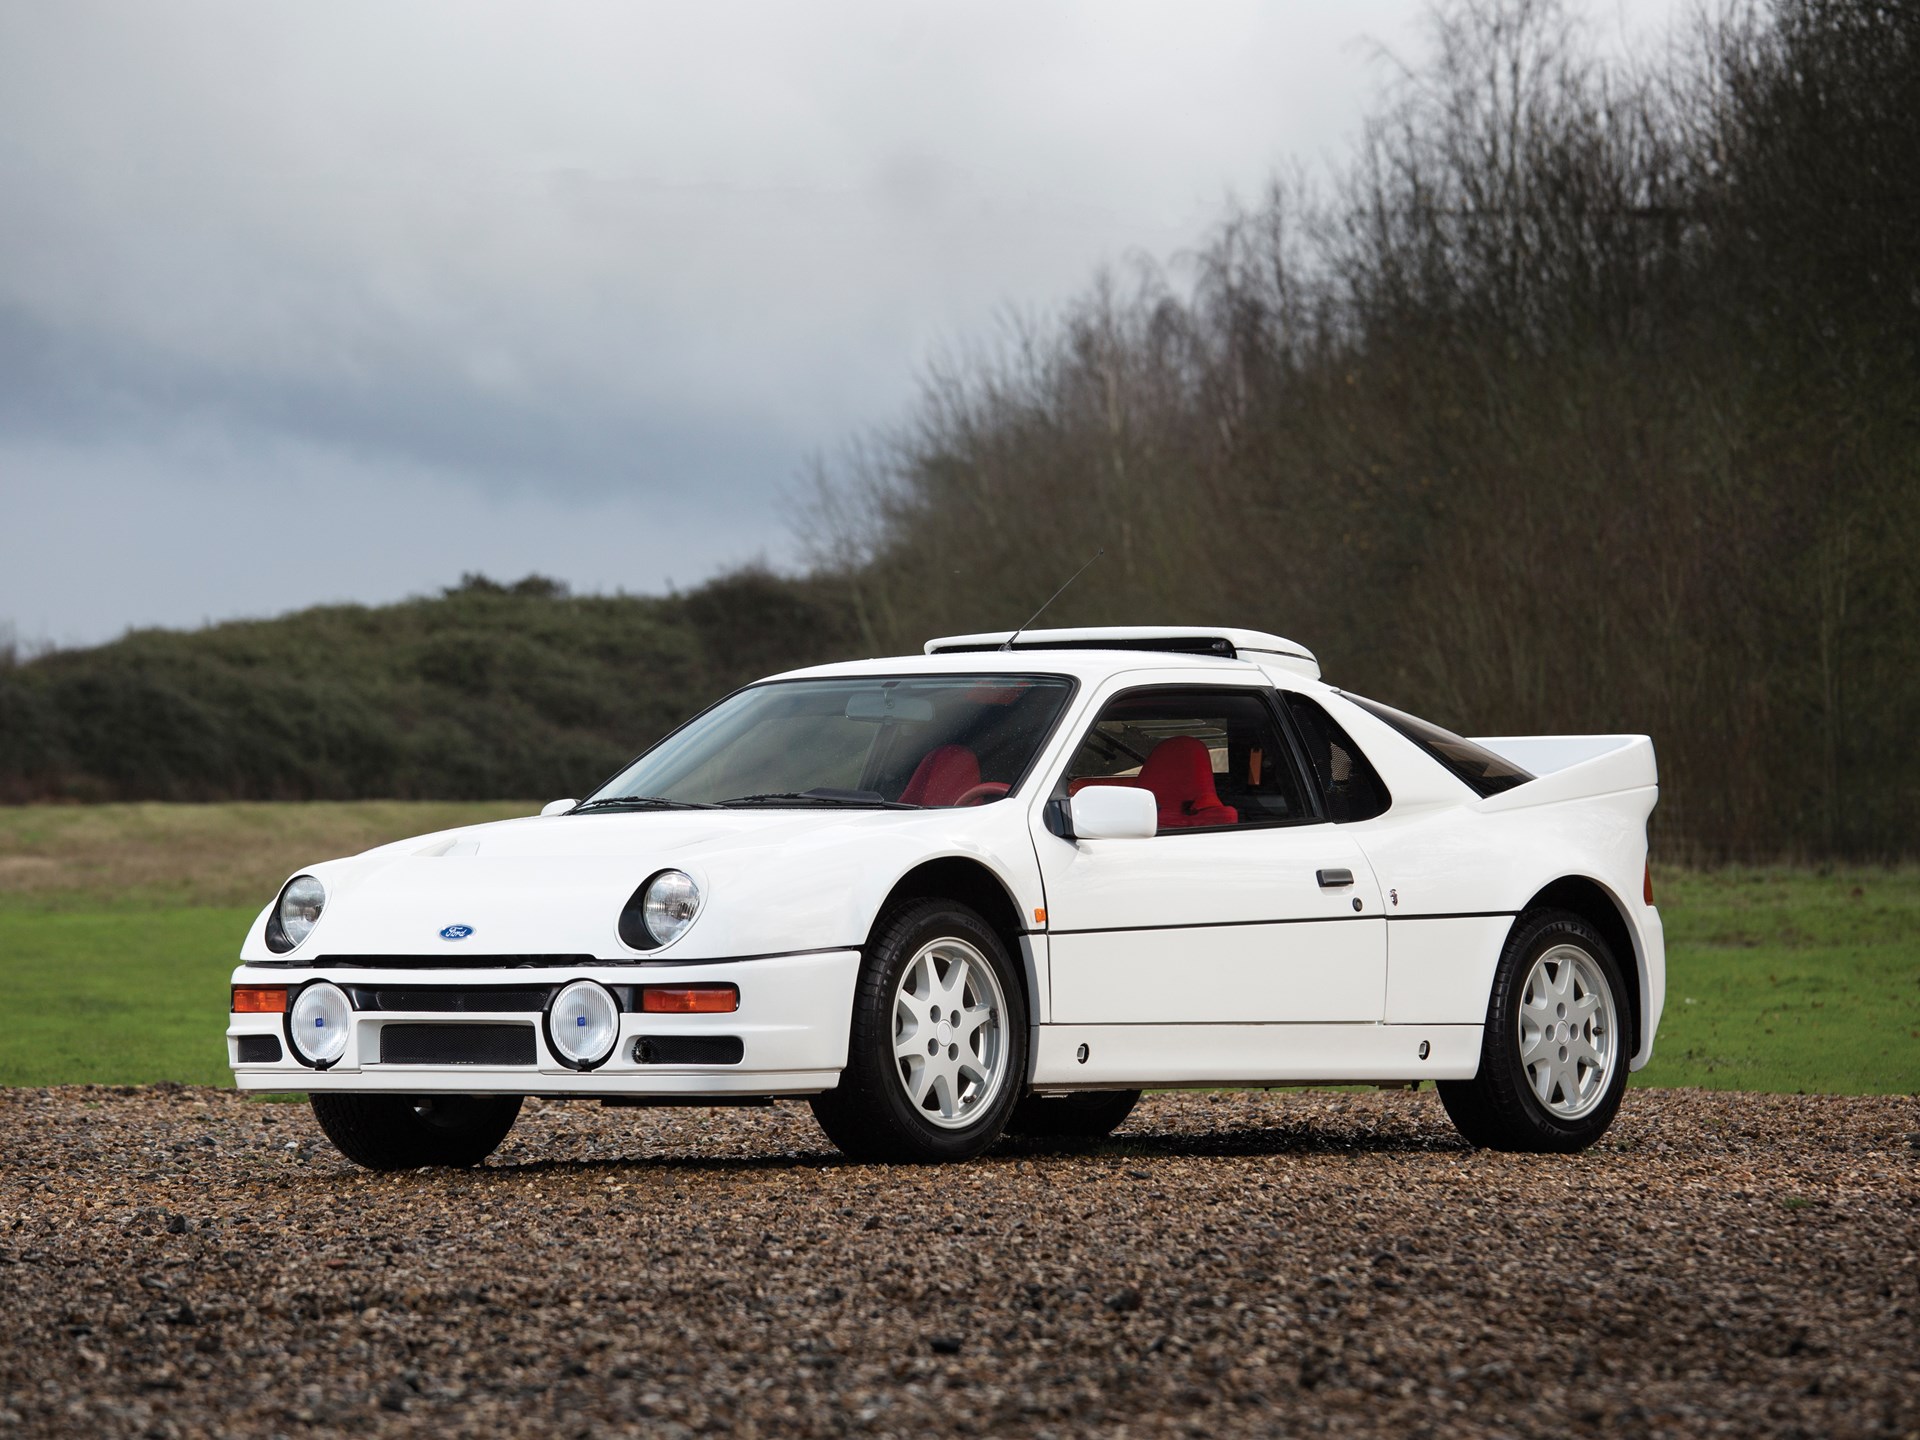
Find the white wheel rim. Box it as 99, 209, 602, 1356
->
1517, 943, 1618, 1121
891, 937, 1008, 1130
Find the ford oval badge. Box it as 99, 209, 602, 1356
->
439, 924, 474, 941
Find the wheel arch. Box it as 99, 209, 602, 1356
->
869, 856, 1035, 1018
871, 855, 1027, 954
1516, 875, 1644, 1060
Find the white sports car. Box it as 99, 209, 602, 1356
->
227, 626, 1663, 1169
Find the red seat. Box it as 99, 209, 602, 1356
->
1070, 736, 1237, 830
900, 744, 981, 807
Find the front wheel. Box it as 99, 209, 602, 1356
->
309, 1093, 523, 1171
810, 899, 1029, 1162
1438, 909, 1630, 1153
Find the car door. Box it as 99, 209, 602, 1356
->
1035, 682, 1386, 1027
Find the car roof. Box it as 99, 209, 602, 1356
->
764, 645, 1319, 689
925, 625, 1318, 677
768, 625, 1322, 687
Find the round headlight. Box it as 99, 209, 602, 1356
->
274, 875, 326, 951
547, 980, 620, 1069
642, 870, 701, 946
288, 982, 351, 1067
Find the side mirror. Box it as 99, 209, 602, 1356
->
1068, 785, 1158, 840
540, 798, 578, 817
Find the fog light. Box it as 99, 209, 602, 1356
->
288, 982, 351, 1068
546, 980, 620, 1069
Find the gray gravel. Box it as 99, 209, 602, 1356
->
1, 1085, 1915, 1438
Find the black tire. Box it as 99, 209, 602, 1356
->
810, 899, 1029, 1162
309, 1093, 523, 1171
1438, 909, 1631, 1153
1005, 1089, 1142, 1140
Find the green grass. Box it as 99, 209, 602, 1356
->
0, 800, 533, 912
0, 804, 1914, 1092
1633, 866, 1919, 1095
0, 906, 250, 1087
0, 802, 531, 1088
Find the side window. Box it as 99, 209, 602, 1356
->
1280, 692, 1392, 822
1064, 688, 1314, 833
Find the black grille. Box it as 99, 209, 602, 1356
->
633, 1035, 745, 1066
379, 1023, 536, 1066
344, 986, 554, 1013
236, 1034, 283, 1064
309, 954, 599, 970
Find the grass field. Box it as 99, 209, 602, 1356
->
0, 803, 1914, 1092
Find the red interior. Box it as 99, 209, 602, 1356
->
899, 744, 983, 807
1070, 735, 1238, 829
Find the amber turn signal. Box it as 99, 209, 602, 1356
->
232, 986, 288, 1014
639, 984, 738, 1014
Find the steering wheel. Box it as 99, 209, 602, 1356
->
953, 782, 1011, 807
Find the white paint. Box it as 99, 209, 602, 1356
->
230, 644, 1667, 1099
1030, 1022, 1483, 1087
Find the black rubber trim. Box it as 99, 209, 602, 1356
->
1047, 915, 1375, 936
342, 985, 555, 1012
289, 954, 599, 970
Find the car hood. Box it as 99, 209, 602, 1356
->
243, 806, 1024, 964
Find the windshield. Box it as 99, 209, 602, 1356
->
585, 674, 1075, 809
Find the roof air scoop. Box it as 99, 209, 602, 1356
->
925, 626, 1320, 679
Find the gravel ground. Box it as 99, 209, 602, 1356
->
1, 1086, 1915, 1439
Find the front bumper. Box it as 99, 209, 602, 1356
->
227, 949, 861, 1096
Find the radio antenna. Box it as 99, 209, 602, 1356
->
1001, 548, 1104, 651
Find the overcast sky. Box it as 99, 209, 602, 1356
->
0, 0, 1671, 649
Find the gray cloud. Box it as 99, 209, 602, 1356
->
0, 0, 1674, 645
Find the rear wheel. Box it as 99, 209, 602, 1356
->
309, 1093, 523, 1171
811, 899, 1028, 1162
1438, 909, 1629, 1152
1005, 1089, 1142, 1140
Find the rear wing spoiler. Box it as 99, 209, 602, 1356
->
1467, 735, 1657, 812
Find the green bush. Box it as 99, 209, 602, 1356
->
0, 569, 861, 804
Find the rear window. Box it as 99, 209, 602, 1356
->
1341, 694, 1535, 798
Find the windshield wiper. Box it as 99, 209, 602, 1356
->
719, 789, 922, 810
571, 795, 724, 812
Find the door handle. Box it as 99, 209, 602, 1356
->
1316, 868, 1354, 888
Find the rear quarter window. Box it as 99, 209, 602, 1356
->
1340, 693, 1535, 798
1279, 692, 1391, 822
